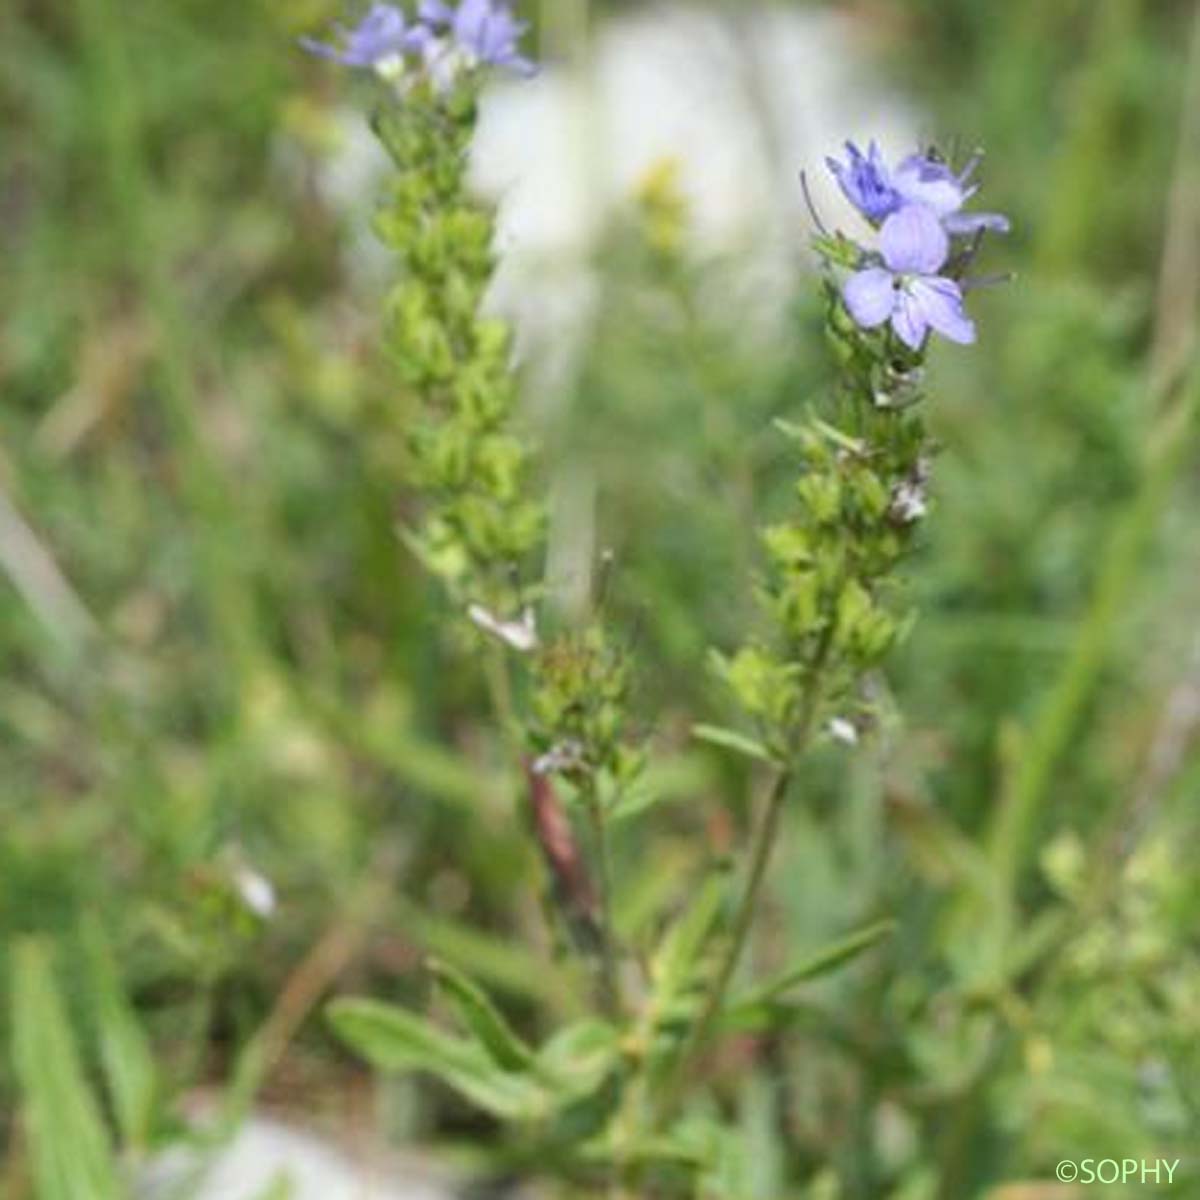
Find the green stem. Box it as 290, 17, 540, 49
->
654, 634, 832, 1125
647, 766, 792, 1126
585, 781, 620, 1016
680, 762, 794, 1057
482, 640, 523, 755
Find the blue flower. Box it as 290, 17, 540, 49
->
891, 152, 1010, 236
827, 142, 1009, 237
826, 141, 901, 224
842, 204, 976, 350
417, 0, 536, 77
300, 3, 420, 73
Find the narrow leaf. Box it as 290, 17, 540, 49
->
734, 919, 895, 1009
393, 896, 576, 1010
11, 939, 121, 1200
327, 997, 547, 1121
653, 876, 728, 1006
81, 918, 158, 1150
429, 958, 535, 1072
609, 754, 708, 825
691, 724, 775, 764
536, 1022, 622, 1141
811, 416, 866, 455
537, 1020, 619, 1095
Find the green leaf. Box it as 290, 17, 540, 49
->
811, 416, 866, 456
771, 417, 808, 443
81, 919, 158, 1151
578, 1130, 710, 1172
732, 919, 895, 1009
11, 939, 122, 1200
327, 997, 548, 1121
810, 232, 863, 268
429, 958, 535, 1072
738, 1073, 785, 1199
537, 1020, 620, 1094
608, 754, 709, 825
651, 876, 729, 1028
691, 724, 775, 765
536, 1021, 623, 1142
717, 995, 835, 1037
393, 896, 577, 1012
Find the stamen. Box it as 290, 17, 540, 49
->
957, 148, 984, 185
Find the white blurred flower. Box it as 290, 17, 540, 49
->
233, 865, 277, 920
474, 6, 916, 383
829, 717, 859, 746
304, 6, 918, 381
468, 603, 539, 651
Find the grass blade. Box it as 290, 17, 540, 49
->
11, 939, 122, 1200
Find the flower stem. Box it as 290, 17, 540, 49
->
652, 765, 792, 1123
655, 649, 830, 1124
585, 780, 620, 1016
482, 639, 522, 754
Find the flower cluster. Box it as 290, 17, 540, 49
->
825, 140, 1008, 350
717, 140, 1006, 754
718, 405, 927, 754
302, 0, 534, 87
369, 90, 543, 611
302, 7, 542, 611
529, 624, 641, 786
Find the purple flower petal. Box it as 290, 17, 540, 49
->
418, 0, 455, 22
479, 12, 526, 61
825, 144, 1009, 240
426, 0, 535, 74
908, 277, 976, 345
454, 0, 491, 46
499, 52, 538, 77
892, 153, 1010, 237
299, 35, 340, 60
843, 268, 898, 329
879, 205, 949, 275
403, 23, 436, 53
301, 3, 409, 68
943, 211, 1012, 236
891, 290, 930, 350
892, 155, 965, 217
826, 140, 902, 223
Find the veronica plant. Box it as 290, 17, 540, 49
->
304, 11, 1006, 1186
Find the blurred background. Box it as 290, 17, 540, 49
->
2, 0, 1199, 1196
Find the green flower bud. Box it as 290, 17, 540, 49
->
797, 472, 842, 526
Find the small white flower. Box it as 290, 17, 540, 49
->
372, 53, 407, 82
468, 603, 539, 652
829, 717, 859, 746
532, 739, 586, 776
889, 456, 932, 525
889, 479, 928, 524
233, 866, 277, 919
